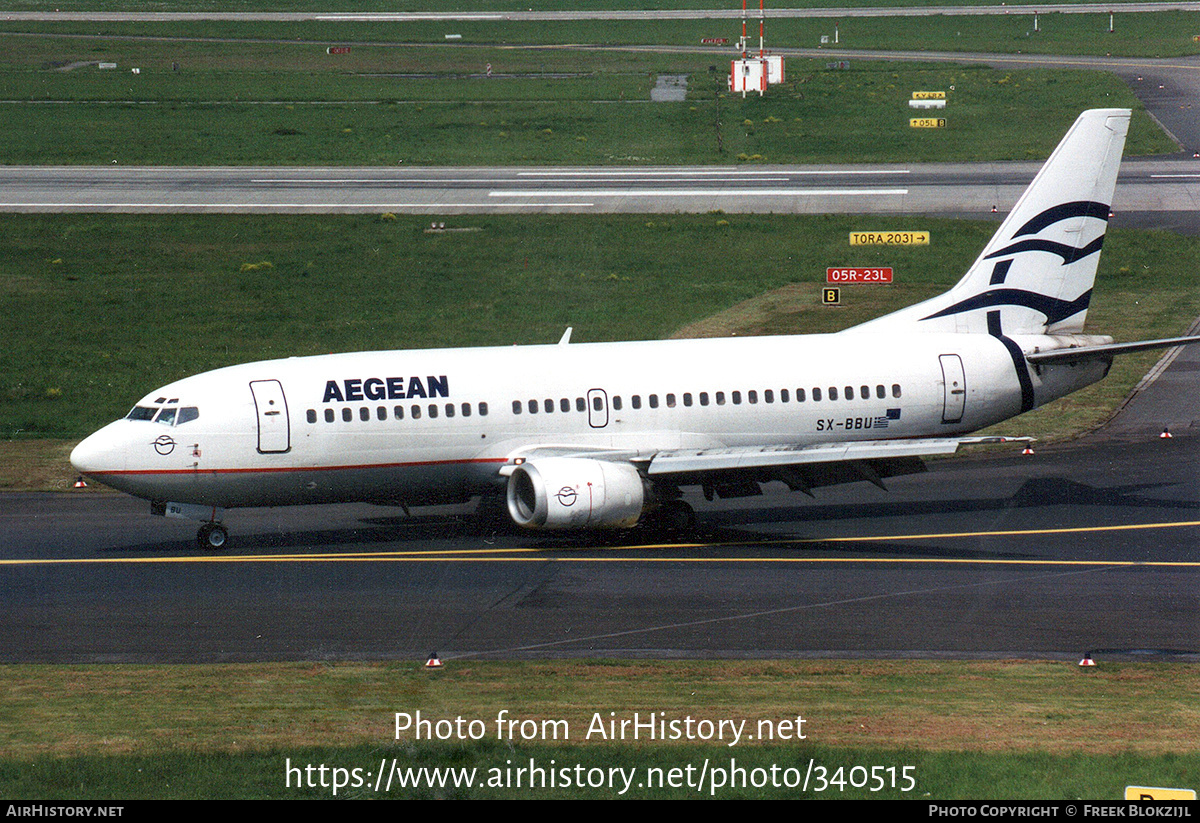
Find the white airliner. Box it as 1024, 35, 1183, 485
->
71, 108, 1200, 548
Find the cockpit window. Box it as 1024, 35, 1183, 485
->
126, 405, 198, 425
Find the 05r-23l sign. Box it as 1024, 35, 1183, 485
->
827, 267, 893, 283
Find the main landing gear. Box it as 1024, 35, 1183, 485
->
642, 499, 696, 535
196, 522, 229, 550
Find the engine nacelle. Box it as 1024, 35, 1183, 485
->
506, 457, 646, 529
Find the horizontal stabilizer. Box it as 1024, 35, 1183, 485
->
1026, 334, 1200, 365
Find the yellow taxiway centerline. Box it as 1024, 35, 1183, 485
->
3, 518, 1200, 566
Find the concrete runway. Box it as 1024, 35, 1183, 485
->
1, 160, 1198, 223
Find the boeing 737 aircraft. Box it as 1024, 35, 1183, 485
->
71, 109, 1200, 548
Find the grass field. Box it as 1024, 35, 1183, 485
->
4, 3, 1200, 58
0, 57, 1172, 165
0, 1, 1183, 167
1, 0, 1179, 10
1, 660, 1198, 798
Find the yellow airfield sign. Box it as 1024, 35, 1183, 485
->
849, 231, 929, 246
1124, 785, 1197, 800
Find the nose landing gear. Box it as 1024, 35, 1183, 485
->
154, 501, 230, 550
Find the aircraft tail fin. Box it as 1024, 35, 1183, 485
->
849, 108, 1130, 337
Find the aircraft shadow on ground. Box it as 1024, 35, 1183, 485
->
713, 476, 1200, 529
98, 475, 1197, 557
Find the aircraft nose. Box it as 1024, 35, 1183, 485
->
70, 424, 126, 476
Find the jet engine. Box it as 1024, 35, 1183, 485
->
505, 457, 645, 529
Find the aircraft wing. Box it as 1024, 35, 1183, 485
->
503, 436, 1028, 498
643, 436, 1030, 496
644, 436, 1023, 476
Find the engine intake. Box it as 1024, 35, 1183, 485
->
506, 457, 645, 529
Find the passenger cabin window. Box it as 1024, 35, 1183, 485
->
307, 409, 317, 424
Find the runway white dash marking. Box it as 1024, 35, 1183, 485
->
0, 202, 596, 209
490, 188, 909, 197
516, 169, 911, 177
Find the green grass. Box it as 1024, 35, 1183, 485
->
6, 213, 1200, 445
4, 7, 1200, 58
0, 57, 1171, 165
1, 660, 1198, 798
8, 743, 1200, 798
0, 0, 1178, 11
